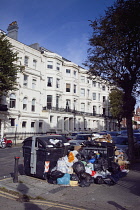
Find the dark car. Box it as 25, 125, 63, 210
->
107, 131, 119, 136
69, 134, 92, 146
112, 136, 129, 151
120, 129, 140, 136
97, 131, 119, 137
112, 135, 139, 150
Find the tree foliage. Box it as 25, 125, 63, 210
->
85, 0, 140, 162
0, 34, 19, 97
109, 89, 124, 130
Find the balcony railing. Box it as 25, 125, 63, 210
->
42, 106, 112, 118
0, 104, 8, 111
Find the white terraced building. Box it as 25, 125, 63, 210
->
0, 22, 117, 141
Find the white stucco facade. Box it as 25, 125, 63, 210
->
0, 24, 117, 139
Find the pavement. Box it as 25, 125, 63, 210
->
0, 161, 140, 210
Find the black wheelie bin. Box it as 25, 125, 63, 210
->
22, 135, 70, 179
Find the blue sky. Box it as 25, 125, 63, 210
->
0, 0, 115, 67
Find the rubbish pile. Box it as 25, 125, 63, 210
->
46, 135, 129, 187
22, 134, 129, 187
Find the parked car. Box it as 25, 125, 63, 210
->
112, 136, 129, 151
68, 132, 90, 140
5, 138, 13, 147
69, 133, 92, 146
112, 134, 139, 150
120, 129, 140, 136
107, 131, 120, 137
97, 131, 119, 137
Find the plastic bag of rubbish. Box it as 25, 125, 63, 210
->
57, 173, 70, 185
47, 170, 64, 184
78, 172, 94, 187
85, 166, 92, 175
73, 161, 85, 175
94, 176, 104, 184
79, 179, 90, 187
70, 173, 79, 181
68, 150, 78, 163
49, 139, 63, 147
49, 170, 64, 179
109, 162, 120, 174
76, 152, 86, 161
56, 156, 73, 174
94, 157, 108, 171
79, 172, 94, 183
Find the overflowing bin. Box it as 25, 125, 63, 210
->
81, 141, 115, 168
22, 134, 128, 187
22, 135, 69, 179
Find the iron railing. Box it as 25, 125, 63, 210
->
42, 106, 112, 118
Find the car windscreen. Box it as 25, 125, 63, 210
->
113, 137, 128, 145
75, 135, 91, 140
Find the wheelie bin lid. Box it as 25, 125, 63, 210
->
22, 134, 69, 148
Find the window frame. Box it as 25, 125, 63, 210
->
47, 61, 53, 69
47, 95, 52, 109
24, 56, 29, 66
31, 98, 36, 112
66, 69, 71, 74
32, 78, 37, 89
56, 62, 60, 70
10, 118, 15, 127
81, 103, 85, 112
23, 74, 28, 87
10, 93, 16, 108
47, 77, 53, 87
74, 84, 76, 93
31, 121, 35, 128
33, 59, 37, 69
81, 88, 85, 97
102, 85, 106, 91
23, 97, 28, 111
66, 83, 71, 92
81, 76, 85, 83
22, 121, 27, 128
92, 81, 96, 87
74, 70, 76, 77
93, 92, 96, 100
56, 78, 60, 88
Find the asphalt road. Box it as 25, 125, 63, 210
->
0, 192, 72, 210
0, 146, 24, 178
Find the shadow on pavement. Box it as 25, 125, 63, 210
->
16, 182, 42, 210
108, 201, 127, 210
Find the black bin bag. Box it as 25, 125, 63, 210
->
73, 161, 85, 175
47, 170, 64, 184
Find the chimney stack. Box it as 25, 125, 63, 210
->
7, 21, 19, 40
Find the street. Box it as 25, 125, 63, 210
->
0, 146, 24, 178
0, 191, 79, 210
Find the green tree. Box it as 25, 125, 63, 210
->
85, 0, 140, 162
0, 34, 19, 97
109, 89, 124, 130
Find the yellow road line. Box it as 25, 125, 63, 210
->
0, 190, 18, 198
0, 190, 86, 210
0, 177, 12, 181
0, 193, 16, 201
30, 199, 86, 210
